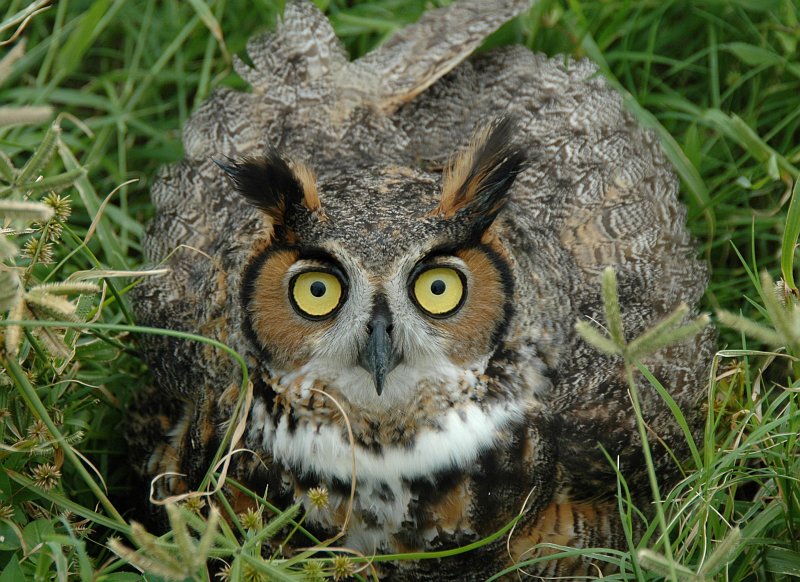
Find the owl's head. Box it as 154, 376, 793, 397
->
222, 119, 526, 409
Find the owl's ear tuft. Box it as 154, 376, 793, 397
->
289, 160, 323, 213
435, 117, 526, 238
216, 151, 322, 237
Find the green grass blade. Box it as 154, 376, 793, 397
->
53, 0, 122, 81
781, 177, 800, 290
186, 0, 228, 62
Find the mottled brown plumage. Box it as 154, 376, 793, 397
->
129, 1, 714, 579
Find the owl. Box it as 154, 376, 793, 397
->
129, 0, 715, 579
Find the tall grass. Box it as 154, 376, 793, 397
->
1, 0, 798, 580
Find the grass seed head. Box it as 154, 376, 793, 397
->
242, 564, 267, 582
307, 486, 329, 511
0, 504, 14, 520
21, 237, 53, 264
214, 563, 231, 581
331, 555, 354, 581
301, 559, 326, 581
42, 192, 71, 222
238, 506, 262, 532
182, 495, 206, 514
27, 419, 49, 442
30, 463, 61, 490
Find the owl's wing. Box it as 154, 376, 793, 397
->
180, 1, 347, 163
179, 0, 537, 168
482, 49, 707, 326
343, 0, 531, 111
469, 49, 714, 496
234, 1, 347, 94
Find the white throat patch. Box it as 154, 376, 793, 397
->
248, 359, 523, 484
262, 399, 519, 483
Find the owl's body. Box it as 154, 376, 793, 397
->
130, 0, 714, 578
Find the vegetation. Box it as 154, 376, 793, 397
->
1, 0, 798, 579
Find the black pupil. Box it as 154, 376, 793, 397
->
430, 280, 446, 295
310, 281, 326, 297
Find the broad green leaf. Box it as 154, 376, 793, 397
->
0, 521, 21, 551
21, 519, 55, 550
0, 556, 25, 582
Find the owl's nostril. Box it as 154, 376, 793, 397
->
367, 294, 393, 336
367, 317, 392, 336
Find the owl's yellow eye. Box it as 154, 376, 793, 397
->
412, 267, 466, 317
290, 271, 344, 319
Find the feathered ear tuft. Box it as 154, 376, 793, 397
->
434, 117, 526, 239
216, 151, 322, 238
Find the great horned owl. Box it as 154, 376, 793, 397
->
130, 0, 714, 578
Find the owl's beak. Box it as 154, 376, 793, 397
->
359, 296, 399, 396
